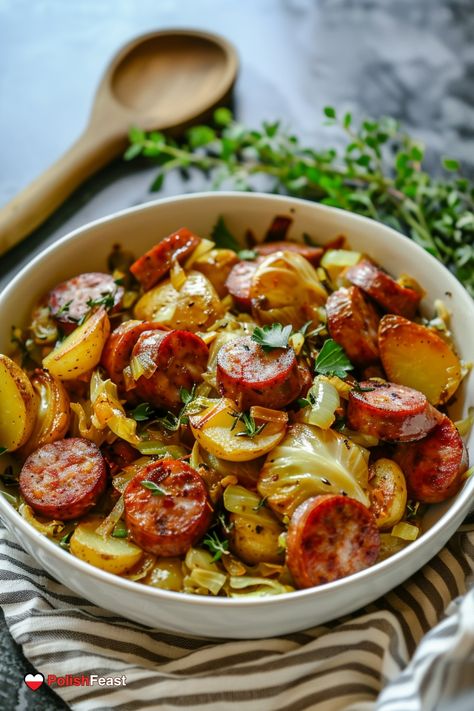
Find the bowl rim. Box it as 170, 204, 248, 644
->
1, 190, 473, 609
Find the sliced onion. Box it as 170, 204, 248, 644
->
170, 258, 187, 291
130, 352, 157, 381
184, 238, 215, 269
249, 406, 289, 425
391, 522, 419, 541
95, 496, 124, 538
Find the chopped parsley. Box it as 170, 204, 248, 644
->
141, 480, 167, 496
314, 339, 354, 378
251, 323, 292, 351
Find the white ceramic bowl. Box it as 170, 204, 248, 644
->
0, 192, 473, 639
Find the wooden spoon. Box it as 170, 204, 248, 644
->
0, 29, 238, 255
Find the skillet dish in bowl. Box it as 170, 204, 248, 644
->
0, 192, 472, 638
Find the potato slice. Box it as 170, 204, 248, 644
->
42, 308, 110, 380
378, 315, 462, 405
0, 354, 37, 451
229, 515, 283, 565
134, 270, 221, 332
19, 369, 70, 457
70, 518, 143, 574
368, 458, 407, 529
189, 398, 287, 462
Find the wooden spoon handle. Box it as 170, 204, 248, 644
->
0, 128, 127, 255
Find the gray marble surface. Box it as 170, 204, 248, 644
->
0, 0, 473, 708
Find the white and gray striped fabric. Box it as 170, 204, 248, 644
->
1, 524, 473, 711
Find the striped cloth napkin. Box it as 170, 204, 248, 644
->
1, 523, 473, 711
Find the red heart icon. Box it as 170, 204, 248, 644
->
24, 673, 44, 691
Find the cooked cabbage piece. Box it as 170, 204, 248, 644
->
258, 423, 370, 518
249, 251, 327, 328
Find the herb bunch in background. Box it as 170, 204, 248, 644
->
125, 107, 474, 296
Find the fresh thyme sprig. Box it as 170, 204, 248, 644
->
125, 108, 474, 296
229, 410, 267, 438
202, 530, 229, 562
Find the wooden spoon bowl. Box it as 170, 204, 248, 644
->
0, 29, 238, 254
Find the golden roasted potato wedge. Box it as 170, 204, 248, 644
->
70, 517, 143, 574
378, 314, 462, 405
134, 270, 221, 331
0, 354, 37, 452
189, 399, 287, 462
42, 308, 110, 380
224, 485, 283, 564
193, 248, 240, 298
229, 515, 283, 565
368, 458, 407, 529
19, 369, 71, 457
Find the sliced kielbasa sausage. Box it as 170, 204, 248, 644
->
48, 272, 123, 334
255, 242, 323, 266
286, 494, 380, 588
130, 227, 201, 291
131, 329, 209, 411
394, 415, 468, 503
124, 459, 212, 557
346, 259, 421, 319
19, 438, 107, 520
225, 261, 260, 312
216, 335, 302, 410
326, 286, 380, 367
101, 319, 170, 390
347, 381, 440, 442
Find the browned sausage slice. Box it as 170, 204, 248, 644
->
132, 329, 209, 411
216, 335, 302, 410
19, 438, 106, 520
101, 320, 170, 390
346, 260, 421, 319
225, 261, 260, 312
124, 459, 212, 557
255, 242, 323, 266
286, 495, 380, 588
326, 286, 380, 367
347, 381, 440, 442
394, 415, 468, 503
130, 228, 201, 291
48, 272, 124, 334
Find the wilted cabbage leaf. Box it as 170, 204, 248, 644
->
258, 423, 370, 517
249, 251, 327, 328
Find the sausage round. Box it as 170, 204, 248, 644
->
19, 438, 107, 520
130, 227, 201, 291
216, 335, 302, 410
124, 458, 212, 557
101, 320, 169, 390
286, 494, 380, 588
326, 286, 380, 367
225, 261, 260, 312
255, 242, 323, 266
132, 329, 209, 411
346, 259, 421, 319
48, 272, 123, 334
347, 381, 440, 442
394, 415, 468, 503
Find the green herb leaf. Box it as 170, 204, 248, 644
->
324, 106, 337, 119
237, 249, 257, 261
202, 530, 229, 561
210, 216, 241, 252
129, 402, 156, 422
0, 447, 7, 456
315, 339, 354, 378
442, 157, 460, 172
230, 410, 267, 438
141, 480, 167, 496
111, 521, 129, 538
59, 530, 74, 550
251, 323, 292, 351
